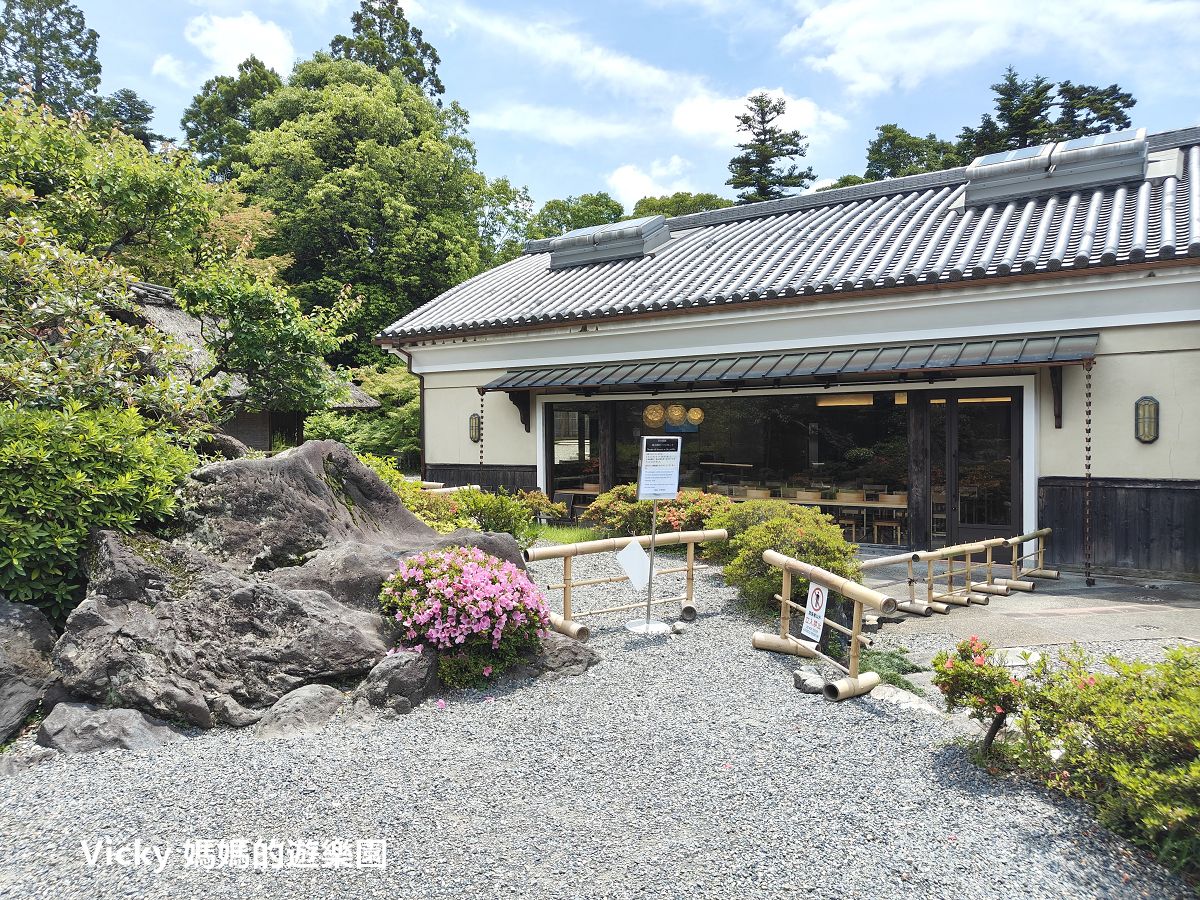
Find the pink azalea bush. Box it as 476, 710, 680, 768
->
379, 546, 550, 688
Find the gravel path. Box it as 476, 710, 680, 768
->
0, 549, 1189, 900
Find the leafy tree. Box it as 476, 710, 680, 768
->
0, 0, 99, 115
0, 213, 218, 433
94, 88, 166, 150
304, 363, 420, 467
236, 55, 485, 364
1054, 80, 1136, 139
181, 55, 282, 182
330, 0, 444, 100
0, 92, 216, 282
726, 93, 815, 204
526, 192, 624, 240
177, 254, 360, 414
865, 124, 962, 179
476, 175, 532, 270
816, 174, 872, 192
631, 191, 733, 218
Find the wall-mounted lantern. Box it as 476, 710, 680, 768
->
1134, 396, 1159, 444
468, 412, 482, 443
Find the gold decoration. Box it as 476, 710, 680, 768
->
666, 403, 687, 426
642, 404, 665, 427
686, 407, 705, 425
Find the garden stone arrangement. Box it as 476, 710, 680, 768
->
0, 551, 1192, 899
0, 441, 591, 756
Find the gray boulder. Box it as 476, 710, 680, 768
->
180, 440, 437, 573
254, 685, 345, 738
36, 702, 184, 753
356, 650, 438, 714
0, 599, 56, 742
535, 633, 601, 677
53, 531, 387, 728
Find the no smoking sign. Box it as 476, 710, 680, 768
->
801, 583, 826, 642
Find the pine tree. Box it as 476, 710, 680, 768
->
0, 0, 100, 115
726, 93, 815, 204
181, 56, 282, 181
330, 0, 444, 101
95, 88, 166, 150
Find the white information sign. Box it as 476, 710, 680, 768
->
615, 539, 651, 591
637, 436, 682, 501
801, 582, 827, 642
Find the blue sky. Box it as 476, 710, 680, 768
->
81, 0, 1200, 211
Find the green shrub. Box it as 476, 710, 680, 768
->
859, 648, 925, 692
703, 500, 838, 565
514, 489, 568, 522
581, 483, 733, 536
934, 641, 1200, 879
0, 402, 197, 620
303, 364, 420, 467
357, 453, 473, 533
722, 515, 860, 614
455, 489, 538, 548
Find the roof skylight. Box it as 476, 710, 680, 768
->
547, 215, 671, 269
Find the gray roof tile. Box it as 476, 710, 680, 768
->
381, 130, 1200, 343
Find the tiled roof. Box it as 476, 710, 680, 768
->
380, 128, 1200, 343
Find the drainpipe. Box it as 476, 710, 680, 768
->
392, 344, 426, 481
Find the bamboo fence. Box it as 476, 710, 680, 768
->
523, 529, 728, 640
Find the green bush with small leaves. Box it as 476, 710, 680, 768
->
722, 515, 860, 615
0, 402, 197, 620
703, 500, 840, 565
934, 639, 1200, 880
454, 488, 538, 548
581, 483, 733, 537
357, 453, 473, 533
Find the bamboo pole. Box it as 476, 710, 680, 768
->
993, 577, 1036, 591
548, 612, 589, 642
849, 601, 863, 678
752, 631, 820, 660
896, 600, 933, 617
562, 555, 573, 621
823, 671, 882, 701
970, 582, 1011, 595
1020, 568, 1060, 580
573, 595, 686, 618
860, 551, 921, 571
761, 550, 897, 615
523, 529, 727, 562
779, 570, 792, 640
681, 542, 697, 621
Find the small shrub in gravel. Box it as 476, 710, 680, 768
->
358, 453, 474, 532
581, 483, 732, 536
379, 546, 551, 689
454, 489, 538, 548
934, 639, 1200, 881
702, 501, 839, 565
722, 516, 860, 617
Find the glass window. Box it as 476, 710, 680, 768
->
548, 403, 600, 495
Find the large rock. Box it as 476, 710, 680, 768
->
36, 702, 184, 753
535, 633, 601, 677
180, 440, 438, 573
0, 599, 56, 742
53, 531, 387, 728
254, 685, 345, 738
356, 650, 438, 714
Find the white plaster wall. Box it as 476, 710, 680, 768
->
1038, 323, 1200, 479
421, 370, 536, 466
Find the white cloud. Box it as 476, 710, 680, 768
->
472, 104, 639, 146
151, 54, 189, 88
606, 156, 694, 208
781, 0, 1200, 96
673, 87, 847, 147
183, 12, 296, 79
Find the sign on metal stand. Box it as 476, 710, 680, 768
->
626, 436, 682, 636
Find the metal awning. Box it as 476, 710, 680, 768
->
483, 334, 1098, 394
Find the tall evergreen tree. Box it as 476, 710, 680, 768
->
726, 93, 815, 204
330, 0, 444, 101
0, 0, 100, 115
94, 88, 166, 150
181, 56, 282, 181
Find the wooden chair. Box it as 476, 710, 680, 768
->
872, 514, 904, 545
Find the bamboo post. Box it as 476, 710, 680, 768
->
779, 568, 792, 639
548, 612, 589, 642
849, 601, 863, 678
681, 541, 697, 621
562, 555, 573, 622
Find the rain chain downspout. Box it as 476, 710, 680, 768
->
1084, 361, 1095, 587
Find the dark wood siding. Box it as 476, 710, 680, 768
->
425, 463, 538, 493
1038, 477, 1200, 578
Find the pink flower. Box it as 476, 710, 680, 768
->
435, 698, 446, 710
994, 704, 1004, 714
972, 655, 986, 666
943, 659, 954, 671
482, 665, 493, 677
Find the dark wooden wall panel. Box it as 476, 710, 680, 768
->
1038, 477, 1200, 577
425, 463, 538, 493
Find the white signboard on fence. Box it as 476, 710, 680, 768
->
637, 436, 682, 501
801, 583, 827, 642
616, 538, 651, 591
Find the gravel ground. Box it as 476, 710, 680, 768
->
0, 548, 1190, 900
